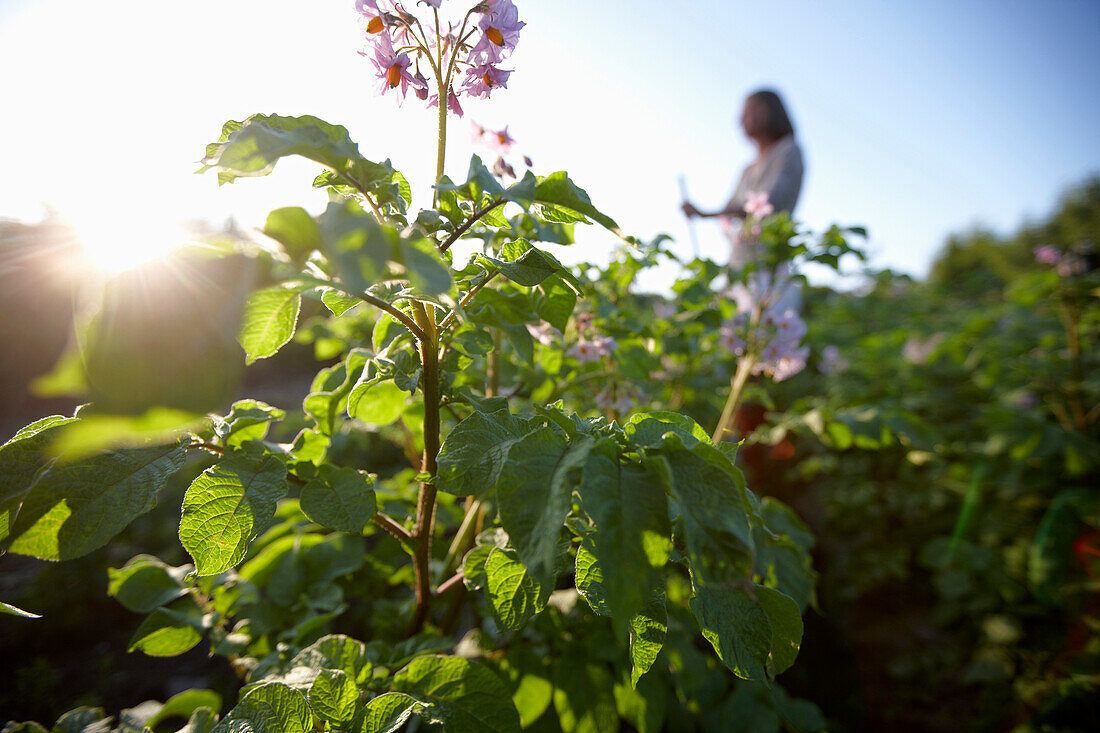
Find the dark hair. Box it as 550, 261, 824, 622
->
747, 89, 795, 141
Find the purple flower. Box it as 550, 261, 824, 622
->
364, 34, 423, 102
428, 89, 464, 116
492, 156, 516, 178
568, 334, 617, 364
1034, 245, 1061, 266
471, 0, 525, 63
526, 321, 560, 346
487, 125, 515, 153
461, 63, 512, 98
355, 0, 389, 35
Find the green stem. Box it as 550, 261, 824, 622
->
712, 354, 757, 443
411, 303, 441, 633
434, 78, 447, 207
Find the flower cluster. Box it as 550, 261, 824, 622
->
568, 334, 618, 365
355, 0, 525, 108
718, 304, 809, 382
1034, 242, 1094, 277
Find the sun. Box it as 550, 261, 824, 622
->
71, 206, 194, 274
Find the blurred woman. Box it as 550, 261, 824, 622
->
681, 89, 804, 268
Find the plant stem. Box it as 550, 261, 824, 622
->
411, 303, 441, 633
440, 199, 506, 253
434, 78, 448, 207
712, 354, 757, 443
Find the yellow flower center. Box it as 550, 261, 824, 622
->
483, 70, 494, 87
487, 27, 505, 46
367, 16, 384, 34
387, 64, 402, 88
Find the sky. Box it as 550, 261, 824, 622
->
1, 0, 1097, 288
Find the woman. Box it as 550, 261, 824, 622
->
681, 89, 804, 268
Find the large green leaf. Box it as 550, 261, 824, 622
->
239, 285, 303, 365
466, 288, 538, 365
389, 655, 522, 733
179, 454, 288, 575
146, 690, 222, 729
290, 634, 372, 684
263, 206, 322, 265
484, 547, 550, 631
6, 444, 186, 561
200, 114, 394, 194
127, 605, 204, 657
755, 585, 803, 676
496, 431, 594, 587
107, 554, 190, 613
362, 692, 426, 733
690, 582, 771, 680
309, 669, 359, 727
629, 591, 667, 687
436, 409, 530, 497
348, 377, 408, 427
0, 415, 77, 544
212, 682, 311, 733
479, 239, 576, 288
299, 465, 377, 533
534, 172, 621, 236
577, 438, 671, 629
533, 274, 578, 331
317, 200, 452, 297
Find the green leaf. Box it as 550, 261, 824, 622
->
629, 592, 667, 687
146, 690, 222, 728
485, 547, 550, 631
390, 655, 522, 733
128, 605, 204, 657
480, 239, 573, 288
309, 669, 359, 727
574, 540, 611, 615
691, 582, 802, 680
220, 399, 285, 448
6, 444, 186, 561
755, 586, 803, 676
107, 554, 190, 613
179, 454, 289, 575
577, 438, 671, 629
300, 465, 377, 533
1, 600, 41, 618
362, 692, 426, 733
533, 274, 578, 331
466, 288, 538, 366
200, 114, 395, 195
239, 286, 303, 365
263, 206, 322, 265
347, 375, 407, 427
534, 172, 621, 236
435, 155, 505, 205
436, 409, 530, 497
321, 287, 363, 317
496, 431, 594, 587
0, 415, 77, 544
645, 437, 755, 586
51, 707, 109, 733
304, 350, 371, 436
212, 682, 311, 733
290, 634, 372, 684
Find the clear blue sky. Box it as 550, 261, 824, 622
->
1, 0, 1097, 284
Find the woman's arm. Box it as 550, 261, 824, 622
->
682, 199, 745, 219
